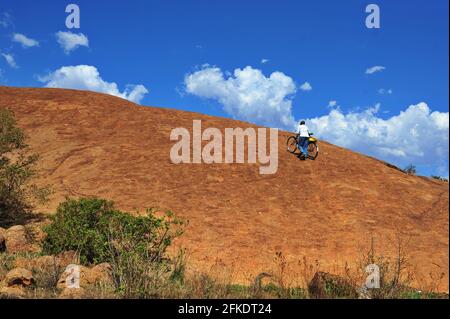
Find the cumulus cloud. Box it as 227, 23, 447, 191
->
300, 81, 312, 91
56, 31, 89, 54
13, 33, 39, 48
261, 58, 269, 64
366, 65, 386, 74
39, 65, 149, 104
184, 64, 447, 176
184, 65, 297, 128
1, 53, 17, 68
307, 102, 449, 175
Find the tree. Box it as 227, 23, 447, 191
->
403, 164, 416, 176
0, 108, 49, 225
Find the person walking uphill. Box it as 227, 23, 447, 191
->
297, 120, 311, 160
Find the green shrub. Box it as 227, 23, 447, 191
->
42, 198, 111, 264
42, 198, 184, 266
0, 108, 50, 226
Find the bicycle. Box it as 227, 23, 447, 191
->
286, 133, 319, 160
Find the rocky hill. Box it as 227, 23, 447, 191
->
1, 86, 448, 291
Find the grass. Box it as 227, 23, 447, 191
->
0, 248, 447, 299
0, 252, 15, 279
0, 199, 447, 299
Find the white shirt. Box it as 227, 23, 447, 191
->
297, 124, 310, 137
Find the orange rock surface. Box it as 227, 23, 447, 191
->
1, 86, 448, 291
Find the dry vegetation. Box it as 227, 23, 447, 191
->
0, 231, 448, 299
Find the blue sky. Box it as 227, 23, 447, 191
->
0, 0, 449, 176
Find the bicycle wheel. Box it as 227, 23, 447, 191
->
307, 142, 319, 160
287, 136, 299, 154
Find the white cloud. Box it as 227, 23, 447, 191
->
328, 100, 337, 107
56, 31, 89, 54
378, 88, 393, 95
261, 58, 269, 64
300, 81, 312, 91
13, 33, 39, 48
366, 65, 386, 74
184, 64, 448, 176
307, 102, 449, 175
1, 53, 18, 68
185, 65, 297, 128
39, 65, 149, 104
122, 84, 149, 104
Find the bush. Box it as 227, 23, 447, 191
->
0, 108, 49, 226
43, 198, 113, 264
431, 175, 448, 182
358, 237, 416, 299
42, 198, 184, 264
403, 164, 416, 176
42, 198, 186, 297
32, 257, 64, 292
107, 219, 185, 298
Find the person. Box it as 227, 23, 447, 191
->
296, 120, 311, 160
